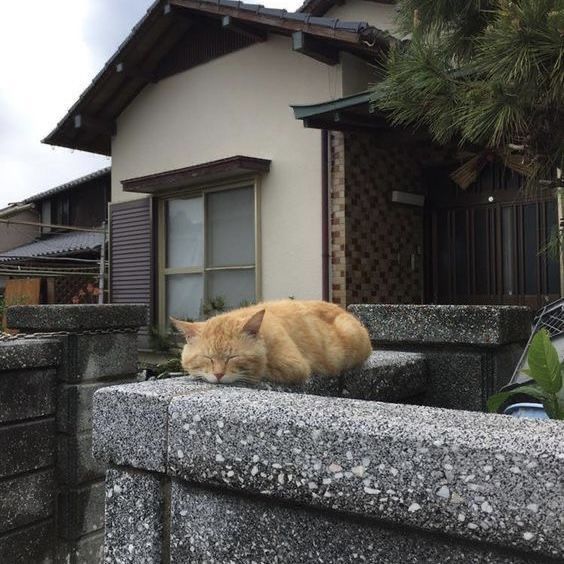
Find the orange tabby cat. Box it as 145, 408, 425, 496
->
171, 300, 371, 385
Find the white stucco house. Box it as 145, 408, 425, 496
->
45, 0, 559, 337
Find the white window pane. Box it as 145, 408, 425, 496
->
207, 269, 255, 310
166, 274, 203, 321
167, 198, 203, 268
206, 187, 254, 267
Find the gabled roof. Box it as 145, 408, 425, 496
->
0, 232, 104, 262
22, 167, 111, 204
43, 0, 392, 156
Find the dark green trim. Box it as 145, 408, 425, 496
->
291, 91, 370, 120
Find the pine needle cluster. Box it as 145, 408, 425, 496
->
372, 0, 564, 189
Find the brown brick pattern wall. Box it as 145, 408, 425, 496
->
329, 131, 425, 306
329, 132, 347, 306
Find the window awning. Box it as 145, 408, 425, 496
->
121, 155, 271, 194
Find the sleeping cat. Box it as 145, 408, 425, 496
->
171, 300, 372, 385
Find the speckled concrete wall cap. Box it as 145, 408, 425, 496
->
167, 388, 563, 560
6, 304, 148, 332
92, 378, 214, 473
348, 304, 532, 346
343, 351, 427, 401
229, 351, 427, 402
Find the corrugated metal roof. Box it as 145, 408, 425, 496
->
0, 231, 104, 262
22, 167, 111, 204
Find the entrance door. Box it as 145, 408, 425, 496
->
427, 165, 560, 308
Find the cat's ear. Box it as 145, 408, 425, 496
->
170, 317, 202, 340
242, 309, 265, 337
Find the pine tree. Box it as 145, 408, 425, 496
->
371, 0, 564, 191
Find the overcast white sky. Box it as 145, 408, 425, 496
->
0, 0, 300, 209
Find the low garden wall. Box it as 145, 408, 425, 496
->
0, 303, 548, 563
93, 379, 563, 563
0, 305, 146, 563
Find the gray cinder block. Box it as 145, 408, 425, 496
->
57, 432, 105, 485
0, 339, 61, 371
0, 469, 55, 533
58, 480, 106, 539
0, 419, 55, 478
0, 519, 55, 564
59, 332, 139, 383
58, 377, 138, 434
0, 369, 56, 424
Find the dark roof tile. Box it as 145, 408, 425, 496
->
0, 231, 104, 261
23, 167, 110, 204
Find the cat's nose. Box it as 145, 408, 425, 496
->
214, 372, 225, 381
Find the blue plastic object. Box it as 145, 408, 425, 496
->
503, 402, 548, 420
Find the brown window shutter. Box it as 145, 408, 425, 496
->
109, 198, 155, 345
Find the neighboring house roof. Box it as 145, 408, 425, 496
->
43, 0, 393, 156
0, 231, 104, 262
299, 0, 396, 17
22, 167, 111, 204
0, 203, 36, 218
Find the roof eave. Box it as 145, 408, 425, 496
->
43, 0, 390, 155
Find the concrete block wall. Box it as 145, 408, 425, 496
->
2, 304, 147, 563
93, 379, 563, 563
0, 339, 60, 563
349, 304, 532, 411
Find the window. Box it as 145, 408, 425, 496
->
160, 183, 257, 323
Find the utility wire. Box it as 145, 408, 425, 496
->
0, 271, 101, 277
0, 218, 105, 233
0, 255, 104, 263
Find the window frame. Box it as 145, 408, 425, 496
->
157, 176, 261, 328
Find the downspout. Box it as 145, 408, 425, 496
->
321, 129, 330, 301
558, 170, 564, 297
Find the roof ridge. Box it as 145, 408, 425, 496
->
22, 167, 111, 205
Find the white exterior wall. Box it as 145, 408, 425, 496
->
111, 35, 343, 301
340, 52, 378, 96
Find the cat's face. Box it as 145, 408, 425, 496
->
171, 310, 267, 385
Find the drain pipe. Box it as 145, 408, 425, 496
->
321, 129, 330, 301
